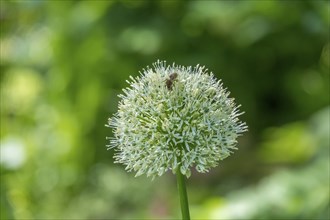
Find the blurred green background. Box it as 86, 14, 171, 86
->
0, 0, 329, 219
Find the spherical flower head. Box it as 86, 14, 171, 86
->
107, 60, 247, 179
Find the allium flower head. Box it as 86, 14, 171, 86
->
107, 60, 247, 179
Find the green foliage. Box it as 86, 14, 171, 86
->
0, 0, 329, 219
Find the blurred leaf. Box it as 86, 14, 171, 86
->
258, 122, 316, 164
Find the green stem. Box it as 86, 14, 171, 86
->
176, 169, 191, 220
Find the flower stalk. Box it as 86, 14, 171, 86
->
176, 167, 190, 220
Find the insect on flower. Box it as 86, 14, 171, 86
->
166, 72, 178, 90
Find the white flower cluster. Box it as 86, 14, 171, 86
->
107, 60, 247, 179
